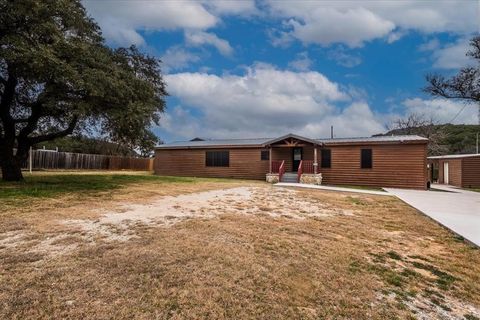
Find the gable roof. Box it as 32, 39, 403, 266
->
155, 134, 428, 149
262, 133, 322, 146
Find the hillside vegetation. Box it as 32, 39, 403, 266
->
377, 124, 480, 156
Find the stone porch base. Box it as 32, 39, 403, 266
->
266, 173, 322, 185
300, 173, 322, 185
266, 173, 279, 183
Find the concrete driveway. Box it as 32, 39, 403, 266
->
385, 185, 480, 246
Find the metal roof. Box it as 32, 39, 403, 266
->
428, 153, 480, 160
156, 134, 428, 149
317, 135, 428, 144
156, 137, 273, 149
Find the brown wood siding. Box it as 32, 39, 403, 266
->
271, 148, 293, 172
437, 159, 463, 187
462, 157, 480, 188
319, 144, 427, 189
154, 148, 269, 180
155, 142, 427, 189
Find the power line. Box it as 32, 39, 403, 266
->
448, 103, 468, 124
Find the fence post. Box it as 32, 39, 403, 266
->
29, 147, 32, 174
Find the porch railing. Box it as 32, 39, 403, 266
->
302, 160, 314, 174
279, 160, 285, 182
297, 160, 303, 183
271, 160, 282, 173
297, 160, 314, 183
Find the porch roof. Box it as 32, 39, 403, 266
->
261, 133, 323, 147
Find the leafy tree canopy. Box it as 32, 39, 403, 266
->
0, 0, 166, 180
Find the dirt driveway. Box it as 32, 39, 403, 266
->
1, 177, 479, 319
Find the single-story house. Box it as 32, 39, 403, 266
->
428, 154, 480, 188
154, 133, 429, 189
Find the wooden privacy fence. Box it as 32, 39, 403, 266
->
21, 149, 153, 171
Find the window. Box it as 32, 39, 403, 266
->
361, 149, 372, 169
261, 150, 270, 161
206, 151, 229, 167
321, 149, 331, 168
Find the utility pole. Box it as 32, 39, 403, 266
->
477, 132, 479, 154
478, 102, 480, 125
477, 102, 479, 154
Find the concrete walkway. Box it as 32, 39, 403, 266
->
385, 185, 480, 246
275, 182, 393, 196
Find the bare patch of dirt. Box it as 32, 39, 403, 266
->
1, 176, 479, 319
62, 186, 354, 242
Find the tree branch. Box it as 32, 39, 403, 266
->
28, 116, 78, 145
17, 100, 43, 139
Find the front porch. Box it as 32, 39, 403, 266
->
263, 134, 323, 184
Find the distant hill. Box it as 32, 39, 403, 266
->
36, 136, 138, 156
375, 124, 480, 156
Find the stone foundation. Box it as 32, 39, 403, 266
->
266, 173, 279, 183
300, 173, 322, 185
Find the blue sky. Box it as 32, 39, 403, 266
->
83, 0, 479, 142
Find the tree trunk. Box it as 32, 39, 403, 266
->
0, 155, 24, 181
0, 143, 28, 181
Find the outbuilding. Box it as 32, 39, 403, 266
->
428, 154, 480, 188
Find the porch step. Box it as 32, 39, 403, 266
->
281, 172, 298, 183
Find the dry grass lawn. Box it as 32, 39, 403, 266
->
0, 171, 479, 319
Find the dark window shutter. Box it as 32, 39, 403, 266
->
206, 151, 229, 167
361, 149, 372, 169
321, 149, 331, 168
261, 150, 269, 160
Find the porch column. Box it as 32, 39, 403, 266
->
314, 146, 318, 174
269, 147, 272, 173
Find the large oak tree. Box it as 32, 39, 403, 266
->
0, 0, 166, 181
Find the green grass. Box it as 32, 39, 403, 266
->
467, 188, 480, 193
411, 261, 456, 291
0, 173, 221, 201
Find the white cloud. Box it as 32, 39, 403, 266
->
83, 0, 255, 46
97, 16, 146, 46
288, 52, 313, 71
418, 38, 440, 52
268, 28, 295, 48
327, 47, 362, 67
185, 31, 233, 56
161, 46, 201, 73
432, 38, 474, 69
402, 98, 478, 124
204, 0, 257, 16
386, 30, 407, 44
267, 1, 479, 47
285, 7, 395, 47
418, 37, 475, 69
161, 64, 387, 139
